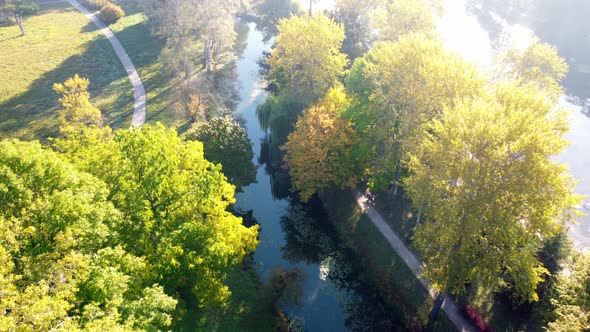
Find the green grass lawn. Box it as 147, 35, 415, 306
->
107, 0, 185, 129
0, 1, 133, 139
0, 0, 182, 140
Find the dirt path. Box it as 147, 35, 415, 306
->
66, 0, 146, 126
354, 191, 476, 332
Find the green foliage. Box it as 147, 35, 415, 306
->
53, 74, 103, 135
54, 123, 259, 310
0, 0, 38, 16
184, 116, 256, 189
283, 86, 362, 201
99, 3, 125, 24
500, 37, 569, 99
403, 92, 580, 300
346, 34, 485, 190
268, 14, 348, 105
252, 0, 302, 41
0, 139, 177, 331
371, 0, 443, 42
80, 0, 110, 10
547, 253, 590, 331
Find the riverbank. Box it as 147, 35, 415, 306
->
320, 189, 457, 330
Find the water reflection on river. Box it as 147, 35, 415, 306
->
233, 23, 406, 331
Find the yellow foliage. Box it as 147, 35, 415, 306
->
53, 74, 103, 135
283, 86, 359, 201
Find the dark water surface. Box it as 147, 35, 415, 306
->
233, 23, 403, 331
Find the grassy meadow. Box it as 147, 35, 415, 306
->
0, 0, 180, 140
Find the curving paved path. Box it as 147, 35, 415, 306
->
66, 0, 146, 126
354, 191, 476, 332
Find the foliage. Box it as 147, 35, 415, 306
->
0, 139, 177, 331
268, 14, 348, 105
328, 0, 377, 60
547, 253, 590, 331
0, 0, 38, 16
99, 3, 125, 24
80, 0, 110, 10
346, 34, 485, 190
184, 116, 256, 189
499, 37, 569, 99
144, 0, 239, 76
53, 74, 103, 135
283, 86, 361, 202
54, 123, 259, 311
252, 0, 301, 41
371, 0, 443, 42
403, 93, 580, 300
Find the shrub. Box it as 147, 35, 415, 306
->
462, 305, 494, 332
81, 0, 109, 9
99, 3, 124, 24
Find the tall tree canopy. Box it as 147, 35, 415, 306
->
144, 0, 239, 76
283, 86, 361, 202
268, 14, 348, 105
184, 116, 257, 189
548, 252, 590, 331
403, 89, 580, 300
53, 124, 259, 310
371, 0, 443, 42
346, 34, 485, 191
500, 37, 569, 99
0, 139, 177, 331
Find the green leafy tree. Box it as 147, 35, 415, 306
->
0, 0, 38, 35
268, 14, 348, 105
346, 34, 485, 194
283, 86, 361, 201
403, 90, 580, 302
500, 37, 569, 99
184, 116, 257, 189
53, 74, 103, 135
252, 0, 302, 41
0, 140, 177, 331
371, 0, 443, 42
54, 123, 260, 310
548, 253, 590, 331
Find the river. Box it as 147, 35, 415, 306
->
233, 23, 409, 331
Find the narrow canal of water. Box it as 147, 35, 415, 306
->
233, 23, 411, 331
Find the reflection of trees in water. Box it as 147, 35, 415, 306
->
280, 199, 406, 331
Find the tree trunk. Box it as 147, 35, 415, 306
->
429, 293, 445, 319
389, 157, 402, 206
415, 204, 422, 227
14, 14, 25, 36
205, 38, 213, 73
308, 0, 312, 16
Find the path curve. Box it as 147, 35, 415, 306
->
354, 191, 476, 332
66, 0, 146, 126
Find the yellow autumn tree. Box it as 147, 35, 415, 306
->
283, 86, 360, 202
53, 74, 103, 135
404, 88, 581, 301
268, 14, 348, 105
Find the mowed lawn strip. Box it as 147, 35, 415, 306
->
0, 1, 133, 139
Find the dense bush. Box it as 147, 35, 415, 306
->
99, 3, 124, 23
81, 0, 109, 9
463, 305, 494, 332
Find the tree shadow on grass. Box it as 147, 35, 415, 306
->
0, 20, 163, 140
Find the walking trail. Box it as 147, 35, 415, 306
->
66, 0, 146, 126
354, 191, 476, 332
